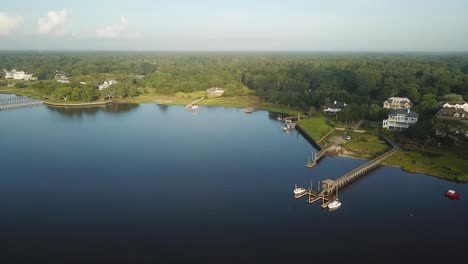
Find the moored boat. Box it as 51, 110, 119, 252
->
445, 190, 460, 199
328, 200, 342, 209
294, 185, 306, 196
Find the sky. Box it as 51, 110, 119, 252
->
0, 0, 467, 51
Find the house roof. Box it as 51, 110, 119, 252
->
324, 101, 346, 109
386, 97, 411, 104
437, 108, 468, 120
389, 109, 419, 118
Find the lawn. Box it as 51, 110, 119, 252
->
343, 132, 391, 159
297, 116, 334, 142
258, 102, 302, 116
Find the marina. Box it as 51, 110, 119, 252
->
0, 95, 43, 111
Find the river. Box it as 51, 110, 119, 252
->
1, 96, 467, 263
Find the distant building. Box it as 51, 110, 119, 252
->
4, 69, 35, 81
207, 87, 224, 96
55, 73, 70, 83
382, 109, 419, 131
323, 101, 346, 113
383, 97, 412, 110
98, 80, 117, 90
435, 108, 468, 124
442, 102, 468, 112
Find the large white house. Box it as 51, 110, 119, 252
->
98, 80, 117, 90
382, 109, 419, 131
383, 97, 412, 110
324, 101, 346, 113
55, 73, 70, 84
4, 69, 35, 81
442, 102, 468, 112
207, 87, 224, 96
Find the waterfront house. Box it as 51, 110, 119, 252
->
4, 69, 35, 81
383, 97, 412, 110
323, 101, 346, 113
442, 102, 468, 112
382, 109, 419, 131
207, 87, 224, 96
55, 73, 70, 83
435, 108, 468, 124
98, 80, 117, 90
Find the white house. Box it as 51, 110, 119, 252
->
207, 87, 224, 96
98, 80, 117, 90
382, 109, 419, 131
442, 102, 468, 112
4, 69, 35, 81
324, 101, 346, 113
383, 97, 412, 110
55, 73, 70, 84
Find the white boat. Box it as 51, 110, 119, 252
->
328, 200, 341, 209
191, 105, 199, 110
293, 185, 306, 195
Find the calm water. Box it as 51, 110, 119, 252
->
1, 95, 467, 263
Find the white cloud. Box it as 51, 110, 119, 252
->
96, 16, 129, 38
0, 12, 23, 36
37, 9, 68, 35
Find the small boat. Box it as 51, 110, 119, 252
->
445, 190, 460, 199
191, 105, 199, 110
328, 200, 342, 209
293, 185, 306, 196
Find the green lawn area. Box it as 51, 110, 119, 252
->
298, 116, 334, 142
174, 90, 208, 99
343, 132, 391, 159
386, 150, 468, 182
0, 87, 43, 99
258, 102, 302, 116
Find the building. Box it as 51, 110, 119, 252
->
207, 87, 224, 96
323, 101, 346, 113
442, 102, 468, 112
55, 73, 70, 84
435, 108, 468, 124
383, 97, 412, 110
98, 80, 117, 90
4, 69, 35, 81
382, 109, 419, 131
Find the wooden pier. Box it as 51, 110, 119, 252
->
295, 136, 398, 209
306, 147, 330, 168
319, 136, 398, 196
0, 96, 43, 111
244, 106, 259, 113
185, 97, 205, 111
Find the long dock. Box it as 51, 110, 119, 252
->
319, 136, 398, 196
294, 136, 398, 209
0, 96, 43, 111
185, 97, 205, 110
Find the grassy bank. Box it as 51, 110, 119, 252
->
385, 148, 468, 182
297, 116, 334, 142
341, 132, 391, 159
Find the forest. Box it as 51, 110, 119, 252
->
1, 52, 468, 123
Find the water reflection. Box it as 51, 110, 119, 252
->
46, 103, 139, 118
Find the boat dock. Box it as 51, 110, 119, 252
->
185, 97, 205, 111
306, 147, 330, 168
244, 106, 259, 113
0, 96, 43, 111
295, 136, 398, 208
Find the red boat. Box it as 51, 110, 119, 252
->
445, 190, 461, 199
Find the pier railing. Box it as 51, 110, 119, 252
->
0, 96, 43, 111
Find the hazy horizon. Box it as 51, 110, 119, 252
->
1, 0, 468, 52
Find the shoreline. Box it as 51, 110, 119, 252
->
42, 101, 113, 107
